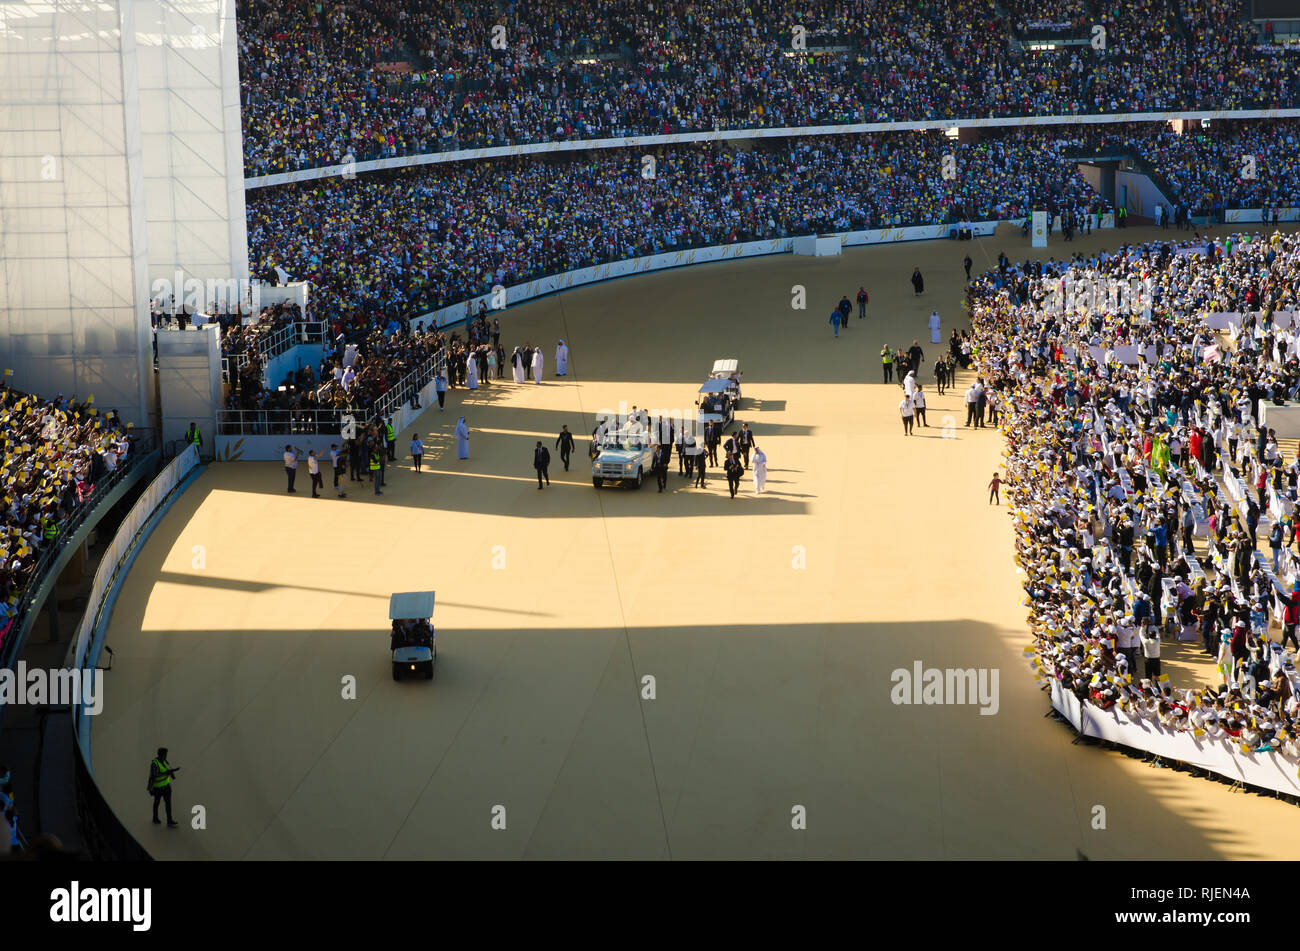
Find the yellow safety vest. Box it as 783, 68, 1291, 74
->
385, 424, 395, 441
369, 453, 381, 471
188, 428, 202, 448
881, 350, 892, 364
43, 518, 59, 541
151, 758, 171, 789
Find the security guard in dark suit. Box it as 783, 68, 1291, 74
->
725, 453, 743, 498
653, 444, 670, 492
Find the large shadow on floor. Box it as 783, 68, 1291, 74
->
88, 611, 1282, 861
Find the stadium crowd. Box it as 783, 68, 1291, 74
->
237, 0, 1298, 175
0, 388, 134, 643
971, 229, 1300, 760
246, 127, 1113, 324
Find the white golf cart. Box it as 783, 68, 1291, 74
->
390, 590, 436, 681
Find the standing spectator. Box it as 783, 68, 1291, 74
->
988, 472, 1001, 504
410, 433, 424, 472
283, 445, 299, 493
307, 449, 323, 498
435, 372, 447, 411
857, 286, 869, 319
1140, 625, 1162, 680
911, 268, 925, 296
899, 393, 915, 435
913, 386, 928, 427
330, 443, 347, 498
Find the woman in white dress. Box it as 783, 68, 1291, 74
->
512, 347, 526, 384
465, 351, 479, 389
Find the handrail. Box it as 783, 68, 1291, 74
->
243, 107, 1300, 189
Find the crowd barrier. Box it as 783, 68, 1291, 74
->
244, 107, 1300, 189
417, 219, 1021, 330
61, 442, 200, 859
1045, 677, 1300, 796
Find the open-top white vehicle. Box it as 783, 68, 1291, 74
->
592, 429, 656, 489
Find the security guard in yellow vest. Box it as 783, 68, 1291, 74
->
41, 515, 59, 544
186, 422, 202, 451
147, 747, 179, 826
369, 448, 383, 496
384, 418, 396, 462
881, 346, 894, 384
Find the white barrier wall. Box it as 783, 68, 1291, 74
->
72, 444, 199, 675
1047, 678, 1300, 796
1115, 169, 1173, 221
244, 108, 1300, 190
416, 220, 1016, 329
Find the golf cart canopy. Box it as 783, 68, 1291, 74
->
698, 379, 733, 394
390, 591, 436, 620
710, 359, 739, 378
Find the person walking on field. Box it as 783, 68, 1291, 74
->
725, 453, 743, 499
857, 286, 868, 319
410, 434, 424, 471
533, 441, 551, 489
913, 385, 928, 427
881, 346, 893, 383
556, 425, 575, 471
147, 748, 179, 827
899, 393, 915, 435
751, 446, 768, 494
988, 472, 1002, 504
829, 308, 841, 338
911, 267, 924, 296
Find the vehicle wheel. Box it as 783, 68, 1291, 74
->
424, 667, 434, 680
593, 477, 602, 489
392, 663, 401, 681
634, 467, 643, 489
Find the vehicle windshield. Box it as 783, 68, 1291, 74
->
602, 434, 644, 450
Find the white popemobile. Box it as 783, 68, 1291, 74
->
591, 428, 656, 489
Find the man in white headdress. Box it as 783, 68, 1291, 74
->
751, 446, 768, 494
903, 369, 917, 398
928, 309, 941, 345
532, 346, 544, 383
511, 347, 526, 384
465, 351, 479, 389
555, 340, 569, 376
455, 417, 470, 459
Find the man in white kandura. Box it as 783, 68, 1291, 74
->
903, 369, 917, 398
455, 417, 470, 459
532, 346, 544, 383
751, 446, 768, 494
928, 309, 941, 344
555, 340, 569, 376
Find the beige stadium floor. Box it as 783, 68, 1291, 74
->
91, 223, 1300, 860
